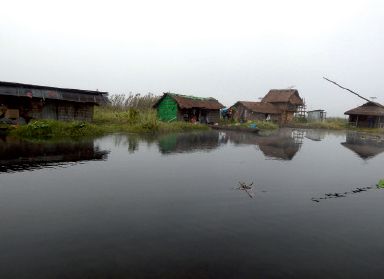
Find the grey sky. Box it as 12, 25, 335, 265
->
1, 0, 383, 116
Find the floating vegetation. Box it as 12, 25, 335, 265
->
377, 180, 384, 189
311, 186, 375, 202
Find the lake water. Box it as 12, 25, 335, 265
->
1, 129, 384, 279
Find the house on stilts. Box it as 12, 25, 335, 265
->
231, 89, 305, 123
344, 101, 384, 128
232, 101, 282, 123
260, 89, 304, 123
153, 93, 225, 124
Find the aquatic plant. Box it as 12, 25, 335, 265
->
377, 180, 384, 189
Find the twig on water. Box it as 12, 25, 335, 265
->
238, 182, 254, 198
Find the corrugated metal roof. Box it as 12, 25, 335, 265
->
153, 93, 225, 109
261, 89, 304, 105
344, 101, 384, 116
234, 101, 282, 114
0, 81, 109, 104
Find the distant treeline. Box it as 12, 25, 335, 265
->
106, 93, 160, 111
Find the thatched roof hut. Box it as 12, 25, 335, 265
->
261, 89, 304, 106
260, 89, 304, 123
153, 93, 225, 123
344, 101, 384, 128
232, 101, 282, 122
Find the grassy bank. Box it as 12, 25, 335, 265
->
7, 107, 209, 137
280, 117, 384, 132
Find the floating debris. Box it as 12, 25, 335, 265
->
311, 185, 374, 202
234, 182, 254, 198
238, 182, 253, 190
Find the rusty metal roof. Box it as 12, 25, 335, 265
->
234, 101, 282, 114
154, 93, 225, 109
0, 81, 109, 104
344, 101, 384, 116
261, 89, 304, 105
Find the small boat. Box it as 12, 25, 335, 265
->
206, 124, 261, 133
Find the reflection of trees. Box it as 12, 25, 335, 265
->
341, 133, 384, 160
0, 135, 109, 173
113, 134, 158, 153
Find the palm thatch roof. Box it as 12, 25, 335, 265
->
344, 101, 384, 116
153, 93, 225, 109
234, 101, 282, 114
261, 89, 304, 105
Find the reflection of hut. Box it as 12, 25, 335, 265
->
153, 93, 225, 124
260, 89, 304, 123
307, 110, 326, 123
344, 101, 384, 128
256, 129, 301, 160
305, 131, 325, 141
0, 81, 109, 123
223, 129, 302, 160
341, 133, 384, 160
158, 132, 220, 154
0, 135, 109, 172
232, 101, 282, 123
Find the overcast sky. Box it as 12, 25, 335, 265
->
1, 0, 383, 116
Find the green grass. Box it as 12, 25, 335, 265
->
10, 119, 105, 137
93, 107, 210, 133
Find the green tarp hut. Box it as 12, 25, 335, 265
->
153, 93, 225, 124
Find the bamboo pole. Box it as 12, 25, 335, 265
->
323, 77, 371, 102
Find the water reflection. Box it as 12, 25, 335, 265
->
112, 129, 305, 160
217, 129, 304, 160
305, 130, 325, 141
341, 133, 384, 160
158, 132, 220, 154
0, 135, 110, 173
2, 130, 384, 278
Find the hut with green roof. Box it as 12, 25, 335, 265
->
153, 93, 225, 124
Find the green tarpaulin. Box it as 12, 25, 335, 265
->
157, 95, 178, 122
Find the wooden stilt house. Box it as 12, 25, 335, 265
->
344, 101, 384, 128
153, 93, 225, 124
0, 81, 109, 123
232, 101, 282, 123
260, 89, 304, 123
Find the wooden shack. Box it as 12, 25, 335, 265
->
307, 110, 327, 123
153, 93, 225, 124
0, 81, 109, 123
260, 89, 304, 123
232, 101, 282, 123
344, 101, 384, 128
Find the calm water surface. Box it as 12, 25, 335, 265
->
1, 129, 384, 279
